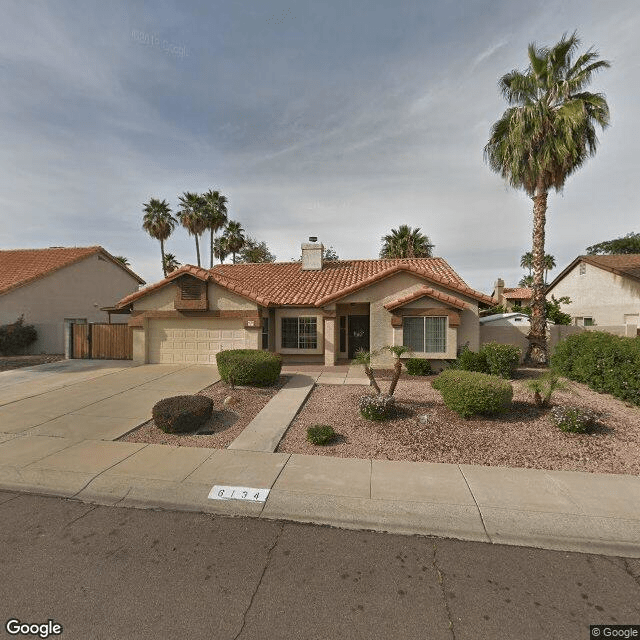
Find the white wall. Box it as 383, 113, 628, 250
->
549, 262, 640, 328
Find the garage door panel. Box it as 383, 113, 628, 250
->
148, 318, 248, 364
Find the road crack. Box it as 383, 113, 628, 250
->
232, 522, 284, 640
432, 542, 456, 640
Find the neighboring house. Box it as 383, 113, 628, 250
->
113, 241, 494, 367
546, 254, 640, 336
491, 279, 532, 310
479, 312, 533, 327
0, 247, 145, 354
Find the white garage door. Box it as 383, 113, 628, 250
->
148, 318, 247, 364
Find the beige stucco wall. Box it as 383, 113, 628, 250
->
548, 262, 640, 328
479, 324, 585, 362
337, 272, 480, 366
0, 254, 141, 354
133, 282, 258, 313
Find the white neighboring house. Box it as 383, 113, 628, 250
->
545, 254, 640, 336
0, 247, 145, 355
479, 312, 534, 327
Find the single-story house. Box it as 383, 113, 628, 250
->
545, 254, 640, 336
479, 312, 533, 327
113, 242, 494, 367
491, 279, 532, 310
0, 246, 145, 354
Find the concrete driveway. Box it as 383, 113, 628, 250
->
0, 360, 219, 440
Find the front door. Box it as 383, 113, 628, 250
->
348, 315, 370, 358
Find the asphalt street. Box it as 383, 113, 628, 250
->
1, 491, 638, 640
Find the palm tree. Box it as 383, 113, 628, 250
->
213, 237, 229, 264
386, 345, 409, 396
352, 349, 381, 395
518, 274, 534, 288
114, 256, 130, 267
177, 192, 208, 267
485, 32, 610, 364
520, 252, 533, 275
142, 198, 177, 277
162, 253, 180, 274
223, 220, 246, 264
202, 189, 228, 268
544, 254, 556, 283
380, 225, 434, 258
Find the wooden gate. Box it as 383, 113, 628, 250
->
72, 323, 133, 359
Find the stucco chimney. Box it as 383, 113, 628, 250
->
301, 238, 324, 271
494, 278, 505, 305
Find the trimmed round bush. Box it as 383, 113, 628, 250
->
359, 394, 395, 421
152, 395, 213, 433
432, 369, 513, 419
307, 424, 337, 445
216, 349, 282, 386
405, 358, 432, 376
550, 405, 597, 433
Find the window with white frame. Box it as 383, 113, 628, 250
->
403, 316, 447, 352
281, 317, 318, 349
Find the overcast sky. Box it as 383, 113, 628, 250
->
1, 1, 638, 292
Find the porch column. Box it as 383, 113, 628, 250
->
324, 316, 337, 366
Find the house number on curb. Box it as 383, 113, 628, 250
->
208, 485, 270, 502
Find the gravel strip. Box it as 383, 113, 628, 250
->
0, 354, 65, 371
121, 376, 288, 448
276, 375, 640, 475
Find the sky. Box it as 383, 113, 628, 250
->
1, 0, 638, 293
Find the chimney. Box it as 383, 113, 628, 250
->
494, 278, 505, 305
301, 237, 323, 271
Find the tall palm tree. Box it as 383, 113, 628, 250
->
520, 252, 533, 275
113, 256, 130, 267
213, 237, 230, 264
202, 189, 228, 268
485, 32, 610, 364
223, 221, 246, 264
177, 192, 207, 267
162, 253, 180, 274
379, 225, 434, 258
142, 198, 177, 277
543, 254, 556, 283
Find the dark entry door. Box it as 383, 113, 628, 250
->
348, 315, 370, 358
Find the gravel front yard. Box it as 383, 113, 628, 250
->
0, 354, 65, 371
276, 374, 640, 475
121, 377, 288, 448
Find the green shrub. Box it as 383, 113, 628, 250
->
405, 358, 432, 376
0, 316, 38, 355
480, 342, 521, 378
432, 369, 513, 419
152, 395, 213, 433
526, 371, 567, 408
551, 331, 640, 405
306, 424, 337, 445
456, 348, 490, 374
550, 405, 598, 433
359, 394, 395, 421
216, 349, 282, 386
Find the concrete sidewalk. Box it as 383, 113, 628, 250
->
0, 439, 638, 558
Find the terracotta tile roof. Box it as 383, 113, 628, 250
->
0, 246, 144, 296
384, 286, 467, 311
503, 287, 532, 300
116, 258, 493, 309
547, 254, 640, 292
